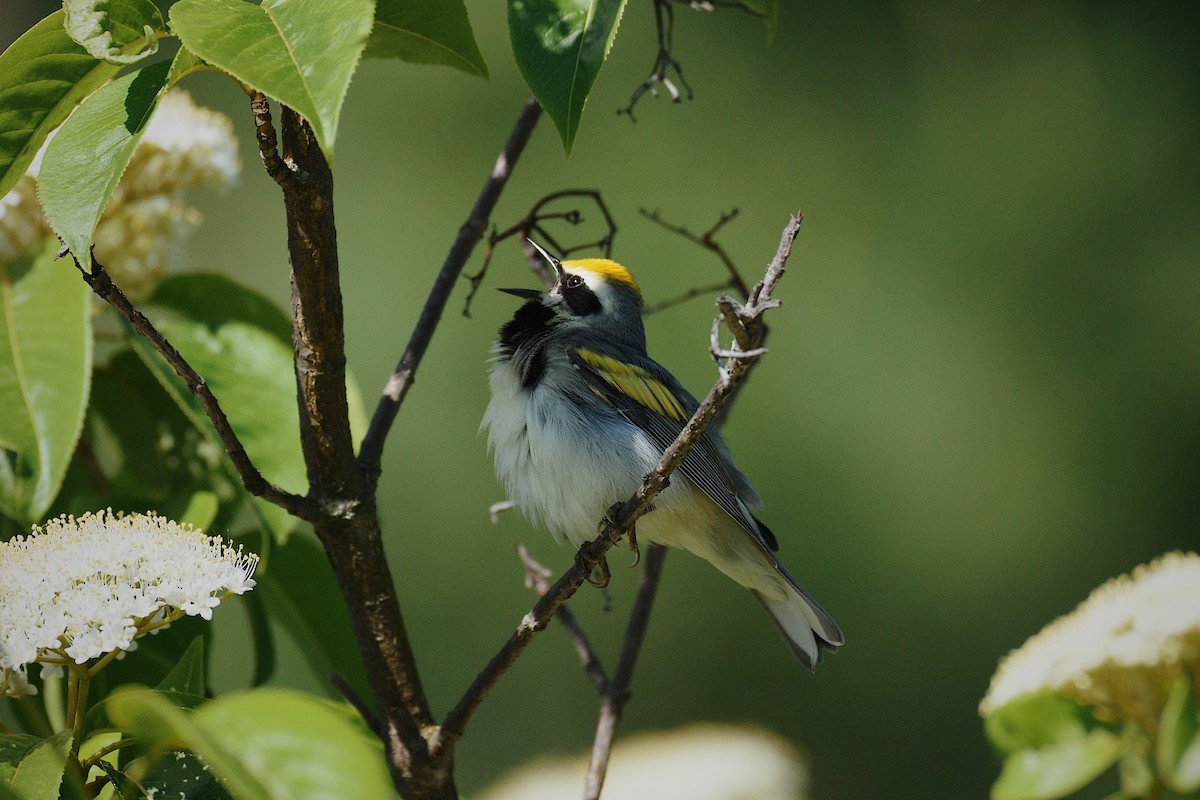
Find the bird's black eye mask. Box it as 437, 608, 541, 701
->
559, 273, 602, 317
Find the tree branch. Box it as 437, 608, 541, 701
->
517, 544, 609, 692
359, 96, 544, 487
430, 211, 804, 762
584, 544, 668, 800
65, 250, 314, 519
259, 101, 447, 799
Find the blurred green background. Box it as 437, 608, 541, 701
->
5, 2, 1199, 798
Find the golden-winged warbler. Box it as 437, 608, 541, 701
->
482, 242, 842, 668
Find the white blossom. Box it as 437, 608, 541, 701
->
0, 89, 239, 300
980, 551, 1200, 727
0, 510, 257, 697
477, 724, 809, 800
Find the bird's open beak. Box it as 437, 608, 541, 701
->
498, 287, 543, 300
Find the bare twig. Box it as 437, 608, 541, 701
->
462, 189, 617, 315
620, 0, 694, 120
430, 212, 804, 762
358, 97, 542, 487
640, 207, 749, 311
518, 545, 609, 692
65, 250, 315, 519
583, 545, 668, 799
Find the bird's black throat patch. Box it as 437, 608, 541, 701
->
498, 300, 556, 388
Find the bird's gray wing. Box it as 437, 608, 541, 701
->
567, 347, 776, 550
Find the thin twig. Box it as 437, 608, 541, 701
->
583, 545, 667, 799
359, 97, 543, 487
518, 545, 609, 692
619, 0, 693, 120
332, 672, 380, 735
430, 212, 804, 761
641, 207, 749, 303
64, 250, 315, 519
462, 189, 616, 316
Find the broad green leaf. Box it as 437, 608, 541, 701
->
985, 692, 1098, 753
109, 689, 392, 800
194, 690, 391, 800
0, 240, 92, 525
1158, 674, 1200, 792
131, 276, 308, 542
157, 636, 207, 696
259, 534, 369, 700
141, 750, 234, 800
0, 735, 41, 768
508, 0, 627, 153
991, 730, 1124, 800
37, 58, 171, 271
170, 0, 374, 158
365, 0, 488, 77
9, 730, 71, 800
0, 11, 120, 197
63, 0, 165, 65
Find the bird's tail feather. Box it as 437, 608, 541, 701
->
753, 580, 843, 671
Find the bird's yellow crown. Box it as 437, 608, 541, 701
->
562, 259, 641, 295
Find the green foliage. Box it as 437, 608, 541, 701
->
62, 0, 164, 65
170, 0, 374, 159
7, 730, 70, 800
1158, 675, 1200, 793
108, 688, 393, 800
131, 275, 309, 543
37, 58, 171, 271
0, 10, 121, 198
365, 0, 488, 77
986, 693, 1125, 800
508, 0, 628, 152
258, 535, 371, 701
986, 682, 1200, 800
0, 240, 92, 526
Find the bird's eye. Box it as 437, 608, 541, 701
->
564, 274, 584, 290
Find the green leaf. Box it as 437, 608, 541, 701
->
170, 0, 374, 158
9, 731, 71, 800
986, 692, 1099, 753
508, 0, 627, 153
1158, 674, 1200, 792
141, 750, 234, 800
37, 58, 171, 271
0, 10, 121, 197
0, 735, 42, 768
63, 0, 165, 65
365, 0, 488, 77
109, 689, 392, 800
992, 729, 1124, 800
157, 636, 207, 696
0, 240, 92, 525
133, 275, 308, 542
259, 534, 369, 700
179, 491, 220, 531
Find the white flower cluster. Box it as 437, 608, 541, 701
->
477, 724, 809, 800
0, 89, 239, 299
980, 551, 1200, 727
0, 510, 257, 697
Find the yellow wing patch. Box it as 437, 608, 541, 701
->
563, 259, 641, 294
576, 349, 688, 421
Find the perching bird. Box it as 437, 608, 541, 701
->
482, 242, 843, 668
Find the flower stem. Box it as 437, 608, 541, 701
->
66, 664, 91, 762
